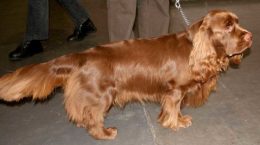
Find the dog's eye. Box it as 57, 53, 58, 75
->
225, 21, 233, 32
225, 21, 233, 28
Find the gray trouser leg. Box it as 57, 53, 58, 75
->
107, 0, 137, 42
137, 0, 170, 38
107, 0, 170, 42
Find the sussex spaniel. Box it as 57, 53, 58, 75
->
0, 10, 252, 140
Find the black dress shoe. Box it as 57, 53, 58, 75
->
67, 19, 97, 41
9, 40, 43, 61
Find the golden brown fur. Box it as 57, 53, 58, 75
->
0, 10, 252, 140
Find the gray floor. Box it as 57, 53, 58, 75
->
0, 0, 260, 145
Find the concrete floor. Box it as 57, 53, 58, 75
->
0, 0, 260, 145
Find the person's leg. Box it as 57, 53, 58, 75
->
107, 0, 137, 42
137, 0, 170, 38
57, 0, 89, 26
25, 0, 49, 41
58, 0, 96, 41
9, 0, 48, 61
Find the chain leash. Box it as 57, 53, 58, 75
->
175, 0, 190, 26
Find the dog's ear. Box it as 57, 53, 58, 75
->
188, 16, 217, 82
188, 18, 203, 39
189, 16, 216, 65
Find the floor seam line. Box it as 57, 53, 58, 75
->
142, 104, 160, 145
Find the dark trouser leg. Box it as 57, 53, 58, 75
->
25, 0, 49, 41
57, 0, 89, 27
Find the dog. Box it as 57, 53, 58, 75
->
0, 10, 252, 140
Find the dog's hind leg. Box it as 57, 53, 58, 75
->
64, 70, 117, 140
82, 104, 117, 140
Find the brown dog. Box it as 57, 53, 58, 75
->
0, 10, 252, 140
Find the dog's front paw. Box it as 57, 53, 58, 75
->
158, 114, 180, 131
90, 127, 118, 140
76, 123, 86, 128
178, 115, 192, 128
105, 127, 118, 140
158, 113, 192, 131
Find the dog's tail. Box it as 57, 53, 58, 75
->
0, 53, 86, 102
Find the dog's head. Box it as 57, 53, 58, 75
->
189, 9, 252, 67
207, 10, 252, 56
188, 10, 253, 82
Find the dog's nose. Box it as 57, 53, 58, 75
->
244, 32, 253, 42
